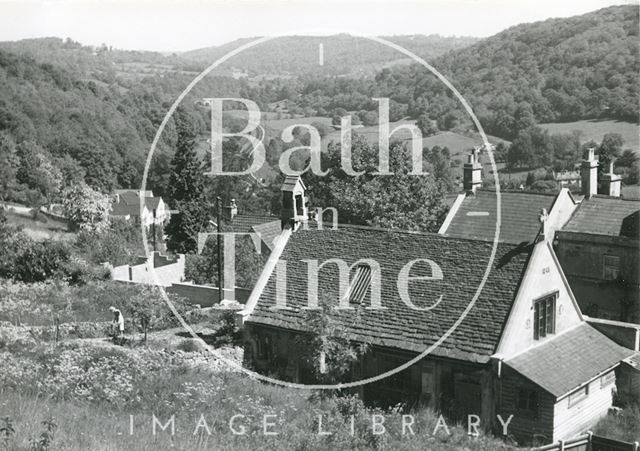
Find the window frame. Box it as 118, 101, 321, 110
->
256, 334, 274, 361
603, 255, 620, 281
533, 292, 557, 340
568, 384, 589, 407
342, 264, 374, 306
515, 387, 539, 418
600, 371, 616, 388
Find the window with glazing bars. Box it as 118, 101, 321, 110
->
533, 293, 556, 340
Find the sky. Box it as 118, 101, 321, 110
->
0, 0, 635, 52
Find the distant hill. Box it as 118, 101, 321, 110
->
180, 34, 479, 76
425, 4, 639, 131
262, 5, 638, 139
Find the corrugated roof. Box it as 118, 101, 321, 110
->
246, 224, 533, 363
505, 323, 634, 397
562, 195, 639, 238
442, 190, 557, 244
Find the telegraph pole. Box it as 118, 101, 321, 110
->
216, 196, 223, 304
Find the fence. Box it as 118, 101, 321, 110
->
538, 432, 639, 451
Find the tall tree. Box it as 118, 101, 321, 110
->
165, 110, 209, 254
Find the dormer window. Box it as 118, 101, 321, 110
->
343, 264, 373, 305
533, 293, 557, 340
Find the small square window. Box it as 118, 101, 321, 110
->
603, 255, 620, 281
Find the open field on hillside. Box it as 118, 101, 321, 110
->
1, 204, 73, 242
539, 120, 640, 154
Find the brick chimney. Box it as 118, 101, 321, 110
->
281, 175, 308, 230
600, 161, 621, 197
463, 147, 482, 194
581, 147, 598, 198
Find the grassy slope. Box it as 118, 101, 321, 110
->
539, 120, 640, 155
2, 207, 73, 242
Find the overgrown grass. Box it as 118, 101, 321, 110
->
0, 342, 520, 450
593, 404, 640, 443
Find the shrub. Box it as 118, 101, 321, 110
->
176, 339, 202, 353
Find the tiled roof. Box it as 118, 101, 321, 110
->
251, 220, 282, 251
562, 195, 639, 238
442, 190, 556, 244
505, 323, 634, 397
227, 214, 278, 233
246, 224, 533, 363
111, 190, 164, 217
111, 202, 137, 217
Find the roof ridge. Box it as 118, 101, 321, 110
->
589, 194, 640, 202
306, 221, 529, 248
477, 188, 558, 197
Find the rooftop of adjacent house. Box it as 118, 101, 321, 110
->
561, 195, 639, 238
623, 352, 640, 371
440, 190, 558, 244
251, 220, 282, 251
246, 223, 534, 363
111, 190, 165, 217
226, 214, 279, 232
504, 323, 634, 398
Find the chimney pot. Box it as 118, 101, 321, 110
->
600, 160, 621, 197
463, 147, 482, 194
581, 148, 598, 198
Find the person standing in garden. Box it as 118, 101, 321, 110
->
109, 306, 125, 344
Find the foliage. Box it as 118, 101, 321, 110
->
75, 217, 146, 266
507, 126, 553, 169
185, 230, 267, 288
29, 418, 56, 451
597, 132, 624, 171
308, 136, 448, 232
0, 223, 71, 282
292, 303, 369, 385
62, 183, 112, 232
165, 110, 209, 254
416, 114, 438, 137
124, 285, 189, 344
0, 417, 14, 451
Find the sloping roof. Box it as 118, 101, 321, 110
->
441, 190, 557, 244
111, 202, 138, 217
111, 190, 164, 217
623, 352, 640, 371
246, 224, 533, 363
227, 214, 278, 233
562, 195, 640, 238
251, 220, 282, 251
505, 323, 634, 398
281, 175, 305, 192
